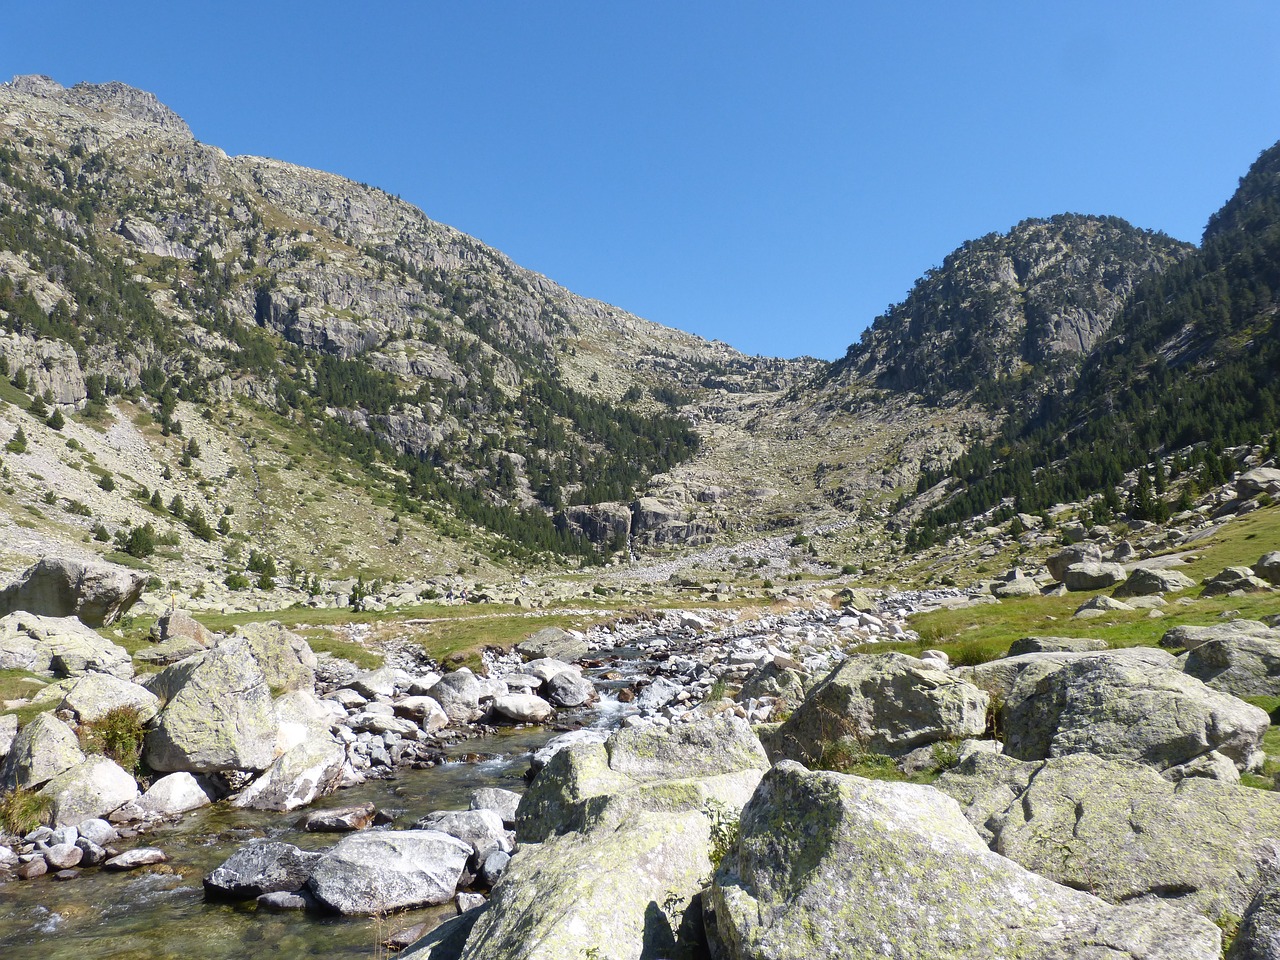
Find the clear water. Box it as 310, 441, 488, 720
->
0, 728, 552, 960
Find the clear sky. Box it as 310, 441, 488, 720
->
4, 3, 1280, 359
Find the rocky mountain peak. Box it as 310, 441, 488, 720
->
1203, 139, 1280, 243
1, 73, 192, 141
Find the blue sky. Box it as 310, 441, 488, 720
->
4, 3, 1280, 359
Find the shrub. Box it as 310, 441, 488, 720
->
80, 706, 146, 772
98, 473, 115, 492
46, 407, 65, 431
5, 427, 26, 454
0, 785, 50, 835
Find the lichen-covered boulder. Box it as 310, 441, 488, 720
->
0, 612, 133, 679
0, 557, 146, 627
1047, 542, 1103, 581
1229, 882, 1280, 960
1204, 567, 1273, 596
957, 647, 1173, 702
1003, 653, 1269, 773
143, 639, 277, 773
469, 787, 521, 827
149, 609, 213, 648
1, 712, 85, 789
402, 906, 486, 960
232, 689, 343, 811
517, 716, 768, 844
1006, 636, 1108, 656
939, 752, 1280, 920
204, 841, 323, 900
737, 659, 810, 703
708, 761, 1220, 960
516, 626, 589, 662
411, 809, 510, 870
1115, 567, 1197, 597
1183, 634, 1280, 698
233, 621, 317, 693
459, 811, 710, 960
38, 756, 139, 826
306, 830, 470, 915
1062, 561, 1128, 591
58, 673, 160, 723
770, 652, 988, 764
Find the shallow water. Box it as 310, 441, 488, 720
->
0, 728, 553, 960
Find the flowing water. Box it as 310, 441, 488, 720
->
0, 727, 556, 960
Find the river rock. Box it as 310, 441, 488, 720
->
44, 843, 82, 869
492, 694, 553, 723
306, 830, 471, 915
76, 817, 117, 846
0, 612, 133, 679
257, 890, 314, 911
412, 809, 510, 868
301, 803, 377, 832
1162, 620, 1279, 651
232, 731, 346, 811
1230, 882, 1280, 960
516, 627, 588, 662
393, 696, 449, 731
427, 669, 486, 724
401, 906, 486, 960
479, 849, 509, 886
1006, 636, 1108, 656
968, 752, 1280, 920
103, 847, 167, 870
143, 639, 277, 773
1, 712, 85, 789
1062, 561, 1128, 591
1114, 567, 1197, 597
1003, 653, 1269, 773
737, 659, 810, 703
58, 673, 160, 723
769, 652, 988, 764
635, 675, 682, 711
39, 756, 139, 826
707, 760, 1220, 960
351, 666, 399, 699
469, 787, 521, 827
233, 621, 317, 693
17, 858, 47, 880
521, 658, 579, 684
542, 671, 595, 708
116, 771, 217, 819
204, 841, 324, 900
0, 557, 147, 627
1183, 634, 1280, 698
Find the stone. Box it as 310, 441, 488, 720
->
115, 772, 217, 820
1255, 552, 1280, 587
1204, 566, 1273, 596
516, 627, 589, 662
393, 696, 449, 731
75, 838, 106, 866
634, 676, 682, 711
1114, 567, 1198, 597
957, 647, 1175, 701
521, 658, 578, 684
103, 847, 167, 870
1073, 594, 1134, 618
256, 890, 313, 911
479, 850, 509, 886
76, 817, 117, 846
491, 694, 553, 724
134, 636, 206, 667
0, 557, 147, 627
708, 760, 1219, 960
401, 906, 486, 960
737, 659, 810, 703
39, 756, 139, 826
769, 652, 988, 764
17, 858, 47, 880
149, 609, 213, 648
350, 666, 399, 700
143, 639, 277, 773
1164, 749, 1241, 783
1230, 883, 1280, 960
940, 752, 1280, 920
1003, 653, 1269, 773
460, 811, 710, 960
1006, 636, 1107, 656
542, 671, 595, 708
233, 622, 317, 693
300, 803, 377, 832
58, 673, 160, 723
1183, 634, 1280, 698
1047, 542, 1103, 581
427, 670, 486, 724
204, 841, 324, 900
992, 576, 1041, 598
233, 727, 345, 811
1, 712, 85, 789
44, 843, 82, 869
0, 612, 133, 679
306, 830, 471, 915
412, 809, 510, 869
1162, 620, 1278, 651
0, 713, 17, 758
468, 787, 521, 827
1062, 561, 1128, 591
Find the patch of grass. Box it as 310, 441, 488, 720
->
300, 629, 384, 671
0, 785, 50, 835
79, 705, 147, 773
0, 376, 31, 409
0, 669, 49, 704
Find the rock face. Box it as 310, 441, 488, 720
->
1183, 634, 1280, 698
1, 712, 85, 789
708, 761, 1220, 960
39, 756, 139, 826
0, 613, 133, 679
1002, 653, 1269, 773
0, 558, 147, 627
937, 752, 1280, 920
769, 653, 989, 764
306, 830, 471, 915
143, 639, 278, 773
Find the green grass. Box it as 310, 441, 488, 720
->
0, 376, 31, 409
297, 629, 384, 670
0, 670, 51, 721
0, 785, 51, 834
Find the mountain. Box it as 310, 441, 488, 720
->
831, 214, 1191, 404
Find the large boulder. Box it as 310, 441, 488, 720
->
1204, 566, 1273, 596
1256, 552, 1280, 587
427, 669, 487, 724
233, 622, 317, 693
1006, 636, 1107, 656
306, 830, 471, 915
38, 756, 139, 826
411, 809, 510, 870
517, 716, 769, 844
116, 771, 218, 820
204, 841, 324, 900
1162, 620, 1279, 651
232, 690, 344, 811
769, 652, 988, 765
492, 693, 553, 724
516, 627, 589, 662
1183, 634, 1280, 698
0, 612, 132, 679
957, 647, 1174, 702
0, 712, 85, 789
939, 752, 1280, 920
1003, 653, 1269, 773
58, 674, 160, 723
542, 671, 595, 708
1230, 882, 1280, 960
149, 608, 214, 648
143, 639, 278, 773
1047, 542, 1103, 581
1114, 567, 1197, 597
458, 810, 710, 960
0, 558, 146, 627
737, 658, 810, 703
708, 761, 1220, 960
1062, 561, 1128, 591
